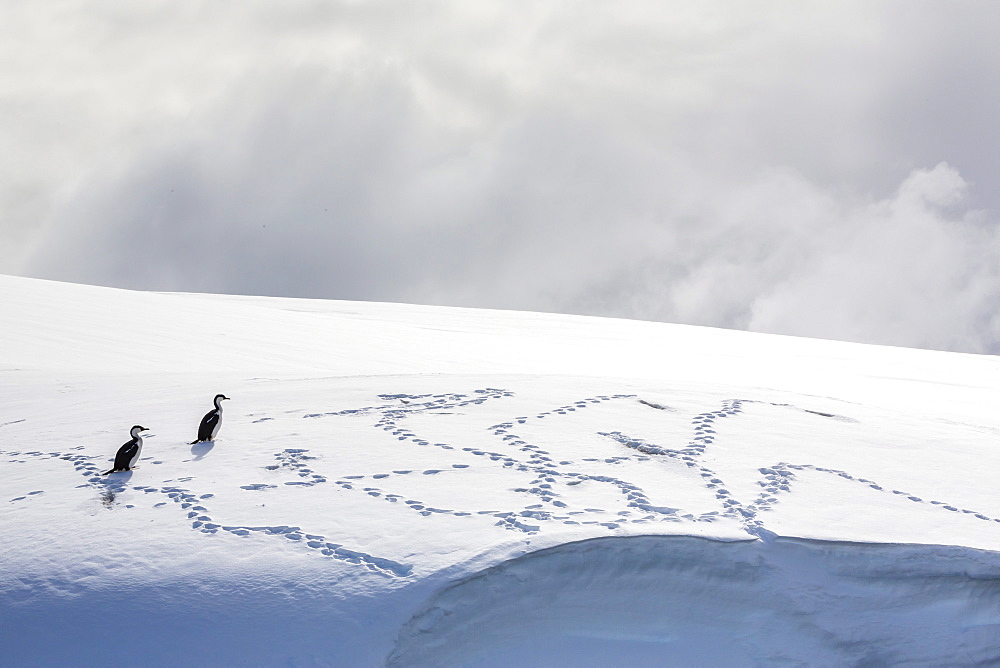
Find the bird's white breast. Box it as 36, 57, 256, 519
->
129, 438, 143, 467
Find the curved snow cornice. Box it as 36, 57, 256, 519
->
390, 535, 1000, 665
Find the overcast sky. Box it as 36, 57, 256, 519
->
3, 1, 1000, 353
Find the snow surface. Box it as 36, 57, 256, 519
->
2, 274, 1000, 665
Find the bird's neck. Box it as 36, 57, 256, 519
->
214, 397, 224, 410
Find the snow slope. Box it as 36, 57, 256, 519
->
2, 274, 1000, 665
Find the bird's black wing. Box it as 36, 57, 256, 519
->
113, 440, 138, 470
197, 410, 220, 441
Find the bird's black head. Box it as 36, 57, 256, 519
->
215, 394, 230, 401
130, 425, 148, 435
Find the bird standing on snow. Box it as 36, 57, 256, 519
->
103, 425, 148, 475
191, 394, 230, 444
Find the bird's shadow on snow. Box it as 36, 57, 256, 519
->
99, 470, 133, 505
101, 470, 134, 486
190, 440, 215, 460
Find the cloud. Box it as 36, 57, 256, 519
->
747, 164, 1000, 352
8, 1, 1000, 352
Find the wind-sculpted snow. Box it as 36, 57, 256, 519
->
388, 535, 1000, 666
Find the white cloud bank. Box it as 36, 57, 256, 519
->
5, 1, 1000, 352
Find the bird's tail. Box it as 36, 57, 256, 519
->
189, 439, 200, 445
102, 469, 113, 476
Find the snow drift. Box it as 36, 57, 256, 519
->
391, 535, 1000, 666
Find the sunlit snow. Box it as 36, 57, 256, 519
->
2, 275, 999, 665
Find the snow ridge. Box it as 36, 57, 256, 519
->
389, 535, 1000, 666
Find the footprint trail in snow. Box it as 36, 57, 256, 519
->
4, 385, 999, 567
